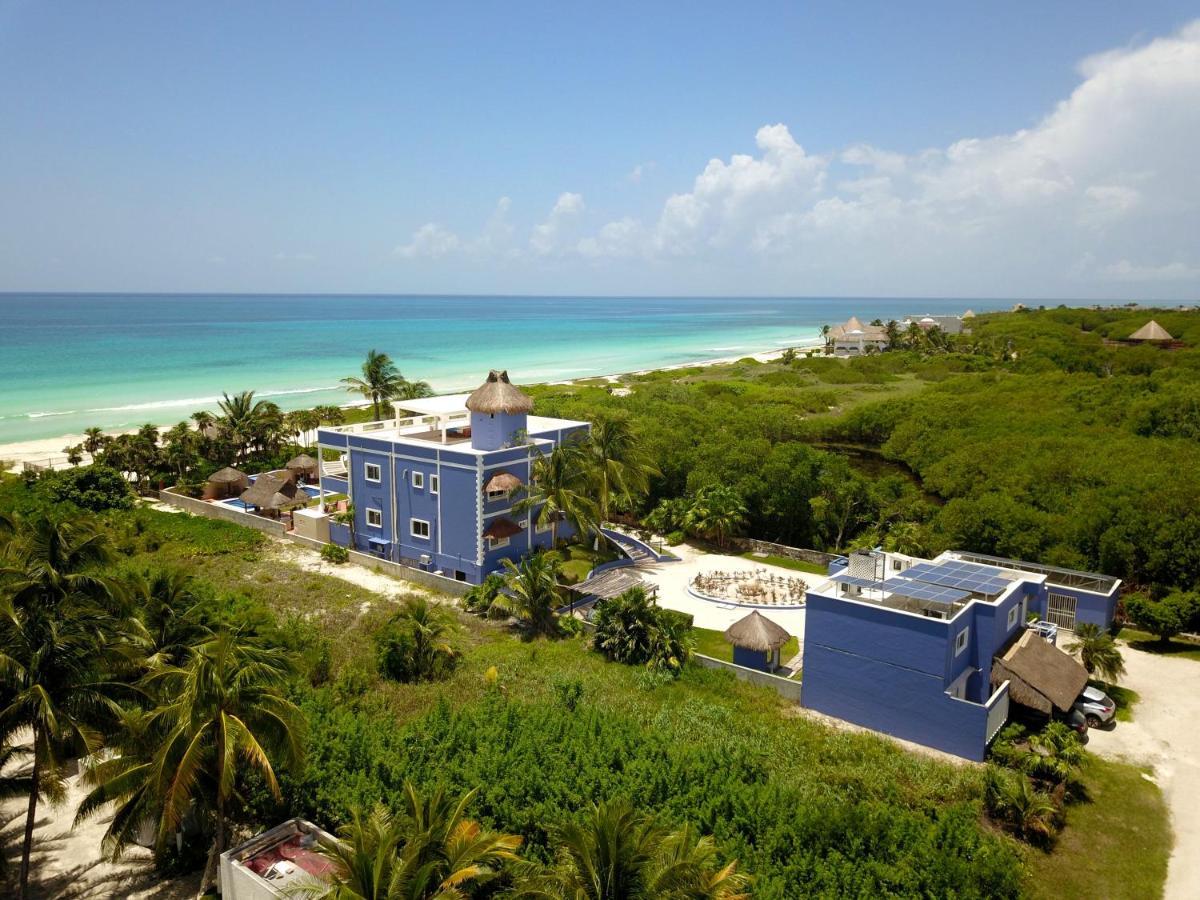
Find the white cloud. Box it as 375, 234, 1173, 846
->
577, 218, 644, 259
274, 251, 316, 262
1101, 259, 1200, 281
393, 223, 461, 259
627, 162, 656, 183
530, 192, 585, 255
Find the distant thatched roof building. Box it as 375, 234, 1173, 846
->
1128, 320, 1174, 342
724, 611, 791, 652
466, 370, 534, 415
286, 454, 318, 476
240, 473, 308, 511
207, 466, 248, 487
991, 630, 1087, 714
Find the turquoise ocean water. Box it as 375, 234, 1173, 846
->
0, 294, 1004, 444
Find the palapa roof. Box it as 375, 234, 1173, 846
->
466, 369, 534, 415
240, 473, 308, 510
829, 316, 887, 341
724, 611, 791, 652
483, 470, 524, 494
990, 630, 1088, 714
286, 454, 318, 471
207, 466, 248, 485
1128, 319, 1174, 341
482, 517, 523, 539
568, 568, 646, 599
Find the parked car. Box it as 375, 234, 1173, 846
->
1073, 685, 1116, 728
1063, 706, 1090, 736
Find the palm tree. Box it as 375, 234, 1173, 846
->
342, 350, 432, 420
984, 767, 1059, 845
0, 515, 140, 899
82, 426, 109, 458
376, 597, 459, 683
539, 799, 749, 899
127, 568, 210, 667
1066, 623, 1126, 683
313, 785, 521, 900
285, 408, 322, 446
162, 422, 199, 481
683, 486, 747, 550
144, 630, 304, 893
582, 418, 659, 524
820, 323, 832, 354
884, 320, 902, 349
494, 552, 563, 636
315, 404, 346, 426
217, 390, 282, 461
513, 443, 598, 546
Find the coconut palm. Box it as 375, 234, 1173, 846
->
0, 515, 140, 899
285, 408, 322, 445
342, 350, 432, 420
1066, 623, 1126, 683
217, 390, 282, 460
581, 418, 659, 523
315, 404, 347, 426
82, 426, 109, 458
984, 767, 1059, 845
375, 597, 459, 683
162, 422, 200, 480
513, 443, 598, 545
494, 552, 563, 636
143, 629, 304, 894
127, 568, 210, 668
312, 785, 521, 900
534, 798, 749, 899
682, 485, 747, 550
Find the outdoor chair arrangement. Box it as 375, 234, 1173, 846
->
691, 568, 807, 606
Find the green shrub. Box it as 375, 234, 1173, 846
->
1124, 591, 1200, 643
320, 543, 350, 564
35, 464, 134, 511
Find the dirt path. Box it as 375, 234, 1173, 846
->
1084, 642, 1200, 899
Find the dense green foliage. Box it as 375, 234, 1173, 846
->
530, 307, 1200, 594
1124, 591, 1200, 643
591, 586, 694, 672
30, 464, 134, 511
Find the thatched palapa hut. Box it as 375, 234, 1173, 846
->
286, 454, 319, 481
482, 517, 523, 543
204, 466, 249, 500
990, 630, 1087, 715
466, 369, 535, 415
483, 470, 523, 496
724, 610, 791, 672
240, 473, 309, 517
1128, 320, 1174, 342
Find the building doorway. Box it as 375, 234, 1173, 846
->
1046, 592, 1077, 630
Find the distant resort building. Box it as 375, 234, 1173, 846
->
901, 313, 969, 335
315, 369, 590, 584
801, 548, 1119, 760
827, 316, 889, 355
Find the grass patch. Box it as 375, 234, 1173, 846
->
1116, 628, 1200, 661
692, 625, 799, 666
1025, 755, 1170, 900
740, 552, 828, 576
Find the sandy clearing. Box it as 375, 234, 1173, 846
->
0, 762, 193, 900
635, 542, 808, 644
267, 538, 434, 602
1084, 642, 1200, 899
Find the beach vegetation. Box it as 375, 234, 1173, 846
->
30, 463, 135, 512
591, 586, 693, 673
1065, 623, 1126, 682
374, 596, 460, 683
341, 349, 433, 420
494, 551, 564, 636
320, 542, 350, 564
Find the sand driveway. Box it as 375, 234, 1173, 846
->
1084, 642, 1200, 899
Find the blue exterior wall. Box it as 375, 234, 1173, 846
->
801, 591, 1013, 760
1027, 582, 1118, 629
471, 410, 526, 451
318, 423, 588, 584
733, 645, 772, 672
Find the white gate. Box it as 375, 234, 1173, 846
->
1046, 592, 1077, 630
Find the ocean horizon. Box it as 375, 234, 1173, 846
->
2, 292, 1022, 444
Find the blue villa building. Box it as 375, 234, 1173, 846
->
315, 370, 589, 584
801, 548, 1120, 760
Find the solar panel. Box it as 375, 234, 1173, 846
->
900, 561, 1011, 595
884, 578, 970, 605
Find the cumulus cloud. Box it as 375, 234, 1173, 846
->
387, 21, 1200, 296
393, 223, 461, 259
530, 192, 585, 255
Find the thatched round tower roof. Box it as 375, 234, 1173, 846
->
466, 370, 534, 415
723, 611, 790, 651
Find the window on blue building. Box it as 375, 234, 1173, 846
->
411, 518, 430, 539
954, 627, 969, 656
412, 471, 424, 489
430, 474, 439, 494
365, 463, 381, 483
1007, 605, 1020, 630
365, 508, 383, 528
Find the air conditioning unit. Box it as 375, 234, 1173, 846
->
518, 519, 529, 528
420, 554, 432, 565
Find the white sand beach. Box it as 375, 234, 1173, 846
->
0, 340, 823, 472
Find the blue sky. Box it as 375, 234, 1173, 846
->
1, 1, 1198, 298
